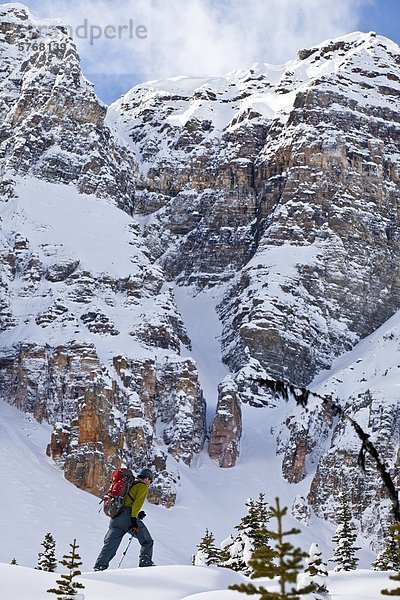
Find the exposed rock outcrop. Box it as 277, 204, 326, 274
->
254, 316, 400, 546
0, 338, 205, 503
208, 376, 242, 467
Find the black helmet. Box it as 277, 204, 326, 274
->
138, 467, 154, 481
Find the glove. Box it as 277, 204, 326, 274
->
131, 517, 139, 535
138, 511, 146, 520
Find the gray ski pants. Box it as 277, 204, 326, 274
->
94, 507, 154, 569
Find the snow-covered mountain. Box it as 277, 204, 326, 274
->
107, 29, 400, 382
0, 4, 206, 508
0, 1, 399, 562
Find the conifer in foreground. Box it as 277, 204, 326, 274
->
229, 497, 316, 599
381, 523, 400, 596
47, 538, 85, 598
37, 533, 57, 572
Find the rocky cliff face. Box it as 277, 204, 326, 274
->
0, 176, 207, 504
1, 3, 399, 547
109, 31, 400, 385
219, 34, 400, 385
0, 4, 135, 211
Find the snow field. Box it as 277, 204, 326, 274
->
0, 563, 395, 600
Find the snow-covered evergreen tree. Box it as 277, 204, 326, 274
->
10, 558, 17, 565
219, 534, 234, 567
330, 494, 360, 572
297, 543, 331, 599
220, 494, 271, 575
37, 533, 57, 572
193, 529, 220, 566
229, 497, 316, 599
372, 523, 400, 571
47, 538, 85, 598
236, 494, 271, 548
220, 533, 246, 572
381, 523, 400, 596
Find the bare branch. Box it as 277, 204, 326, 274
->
256, 376, 400, 523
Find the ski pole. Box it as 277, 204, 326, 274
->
117, 535, 134, 568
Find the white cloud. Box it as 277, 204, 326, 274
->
149, 0, 367, 78
22, 0, 367, 82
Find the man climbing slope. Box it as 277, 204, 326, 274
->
94, 467, 155, 570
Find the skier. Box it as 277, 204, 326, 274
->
93, 467, 155, 570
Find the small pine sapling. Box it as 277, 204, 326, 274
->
37, 533, 57, 572
47, 538, 85, 598
298, 543, 330, 599
193, 529, 220, 566
381, 523, 400, 596
221, 494, 271, 575
238, 494, 272, 574
330, 494, 360, 572
229, 496, 316, 599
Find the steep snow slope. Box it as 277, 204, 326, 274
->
5, 284, 390, 572
173, 284, 230, 421
0, 398, 104, 567
1, 396, 327, 568
0, 176, 174, 352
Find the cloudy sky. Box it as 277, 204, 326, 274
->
19, 0, 400, 103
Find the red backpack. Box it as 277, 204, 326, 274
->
102, 468, 139, 518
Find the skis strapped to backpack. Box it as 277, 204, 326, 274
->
101, 468, 139, 518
